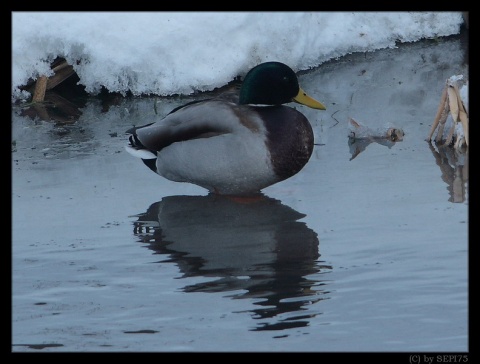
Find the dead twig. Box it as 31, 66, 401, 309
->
427, 77, 468, 148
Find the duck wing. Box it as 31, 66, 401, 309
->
126, 99, 239, 156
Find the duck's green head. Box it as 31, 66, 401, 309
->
239, 61, 326, 110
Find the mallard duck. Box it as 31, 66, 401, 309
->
125, 61, 326, 195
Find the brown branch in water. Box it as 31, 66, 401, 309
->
47, 61, 76, 90
32, 76, 48, 102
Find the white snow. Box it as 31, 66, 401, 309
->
11, 12, 465, 101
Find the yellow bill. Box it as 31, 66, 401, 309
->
293, 87, 326, 110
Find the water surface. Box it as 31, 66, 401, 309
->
12, 33, 468, 352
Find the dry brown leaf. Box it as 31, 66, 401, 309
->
349, 118, 361, 128
447, 85, 459, 122
427, 86, 448, 140
453, 82, 468, 146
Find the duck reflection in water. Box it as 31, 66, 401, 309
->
132, 194, 331, 332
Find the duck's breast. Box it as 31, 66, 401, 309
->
256, 106, 314, 180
